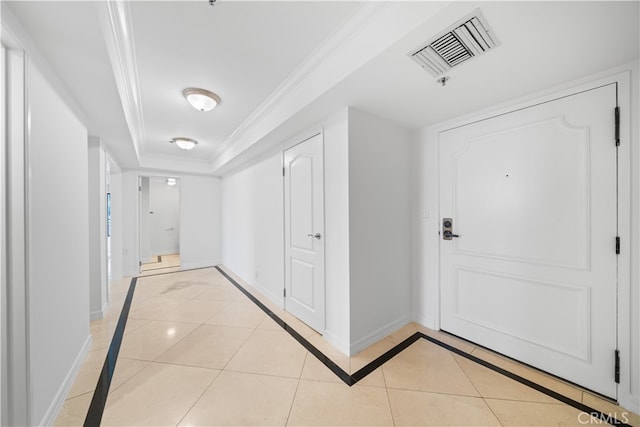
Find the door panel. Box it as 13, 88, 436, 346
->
284, 134, 325, 332
453, 117, 589, 269
440, 84, 617, 398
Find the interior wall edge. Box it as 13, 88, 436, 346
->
349, 314, 412, 356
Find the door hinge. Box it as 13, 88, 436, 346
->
615, 106, 620, 146
615, 349, 620, 383
139, 185, 142, 191
139, 260, 142, 266
283, 288, 286, 298
616, 236, 621, 255
282, 167, 285, 177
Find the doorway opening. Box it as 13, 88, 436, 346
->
139, 176, 181, 275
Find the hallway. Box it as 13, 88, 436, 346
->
55, 268, 638, 426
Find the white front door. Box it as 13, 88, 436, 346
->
284, 134, 325, 332
439, 84, 618, 398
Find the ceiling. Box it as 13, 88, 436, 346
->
3, 1, 639, 176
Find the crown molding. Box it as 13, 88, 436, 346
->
209, 1, 451, 173
2, 4, 89, 125
98, 0, 145, 165
208, 1, 390, 164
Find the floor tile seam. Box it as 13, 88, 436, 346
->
65, 389, 97, 402
380, 367, 397, 427
450, 346, 486, 401
174, 367, 222, 427
220, 368, 303, 383
104, 360, 153, 397
384, 385, 483, 399
148, 357, 225, 372
478, 396, 507, 427
220, 365, 305, 381
479, 395, 569, 406
284, 354, 306, 427
212, 325, 262, 373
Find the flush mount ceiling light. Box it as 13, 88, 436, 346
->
170, 137, 198, 150
183, 87, 221, 112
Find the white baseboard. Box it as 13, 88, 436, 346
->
90, 301, 109, 321
349, 314, 412, 356
37, 334, 93, 427
411, 312, 438, 331
323, 329, 350, 357
219, 266, 285, 309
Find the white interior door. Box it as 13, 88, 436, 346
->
439, 84, 618, 398
284, 134, 325, 332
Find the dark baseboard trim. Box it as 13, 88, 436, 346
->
83, 277, 137, 427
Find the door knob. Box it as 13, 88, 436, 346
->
307, 233, 322, 239
443, 230, 459, 239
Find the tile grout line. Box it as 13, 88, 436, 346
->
380, 364, 396, 427
173, 367, 221, 427
451, 352, 505, 425
284, 353, 307, 427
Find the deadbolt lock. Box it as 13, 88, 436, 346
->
442, 218, 459, 240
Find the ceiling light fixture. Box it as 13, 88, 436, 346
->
183, 87, 220, 112
170, 137, 198, 150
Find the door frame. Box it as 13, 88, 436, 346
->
433, 69, 632, 407
1, 38, 31, 426
135, 173, 182, 274
281, 130, 326, 333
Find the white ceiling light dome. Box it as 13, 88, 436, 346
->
170, 137, 198, 150
183, 87, 221, 112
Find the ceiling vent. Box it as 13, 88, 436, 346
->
409, 10, 498, 77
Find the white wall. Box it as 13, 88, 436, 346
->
27, 62, 91, 425
222, 153, 285, 304
221, 108, 412, 356
180, 175, 222, 270
222, 111, 354, 353
348, 108, 411, 353
409, 64, 640, 413
148, 178, 180, 256
121, 172, 221, 276
87, 137, 108, 320
322, 109, 351, 352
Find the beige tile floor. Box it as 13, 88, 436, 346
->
55, 267, 640, 426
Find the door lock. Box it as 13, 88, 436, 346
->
307, 233, 322, 239
442, 218, 459, 240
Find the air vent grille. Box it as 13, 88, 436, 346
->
410, 11, 498, 77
